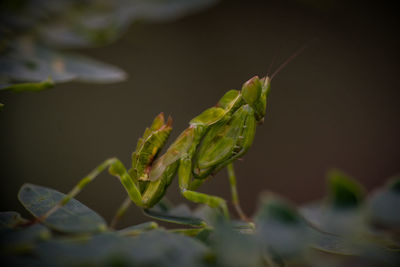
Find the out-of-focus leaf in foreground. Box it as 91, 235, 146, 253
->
367, 176, 400, 230
208, 216, 266, 267
255, 193, 311, 261
0, 40, 126, 84
34, 230, 208, 267
301, 170, 366, 236
144, 200, 207, 227
35, 0, 221, 49
0, 0, 219, 89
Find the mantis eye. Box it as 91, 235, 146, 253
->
241, 76, 262, 106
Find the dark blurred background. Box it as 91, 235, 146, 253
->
1, 0, 399, 227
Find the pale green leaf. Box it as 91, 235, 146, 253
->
18, 183, 107, 234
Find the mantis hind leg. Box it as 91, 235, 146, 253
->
110, 195, 132, 228
227, 163, 250, 221
183, 163, 250, 221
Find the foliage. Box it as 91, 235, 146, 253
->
0, 0, 219, 107
1, 172, 399, 266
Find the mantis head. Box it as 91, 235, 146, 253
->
241, 75, 271, 123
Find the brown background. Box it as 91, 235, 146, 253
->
1, 0, 399, 227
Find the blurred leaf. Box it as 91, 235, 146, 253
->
388, 175, 400, 193
34, 230, 208, 267
297, 170, 368, 236
144, 202, 207, 227
367, 176, 400, 230
327, 169, 365, 209
0, 78, 54, 92
0, 40, 126, 84
1, 0, 219, 49
0, 0, 219, 89
36, 0, 220, 48
18, 183, 107, 234
308, 226, 358, 255
117, 221, 158, 236
0, 224, 51, 254
255, 193, 311, 259
208, 216, 267, 267
300, 201, 366, 236
0, 212, 28, 229
127, 229, 208, 267
34, 232, 135, 266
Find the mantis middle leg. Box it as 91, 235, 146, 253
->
178, 156, 229, 218
227, 163, 249, 221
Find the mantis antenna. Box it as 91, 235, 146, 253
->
269, 38, 318, 81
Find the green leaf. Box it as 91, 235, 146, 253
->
117, 221, 158, 236
367, 178, 400, 229
388, 175, 400, 193
255, 193, 311, 259
0, 42, 126, 84
35, 232, 134, 266
0, 0, 219, 90
18, 183, 107, 234
143, 202, 207, 227
34, 230, 208, 267
300, 201, 365, 236
210, 218, 266, 267
255, 193, 365, 260
35, 0, 220, 48
327, 169, 365, 209
0, 224, 51, 254
308, 226, 358, 255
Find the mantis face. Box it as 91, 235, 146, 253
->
241, 75, 271, 123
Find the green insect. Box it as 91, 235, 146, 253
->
41, 70, 280, 228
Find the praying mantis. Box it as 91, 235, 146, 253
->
40, 48, 305, 228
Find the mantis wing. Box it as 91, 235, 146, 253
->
148, 127, 195, 182
148, 107, 227, 182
